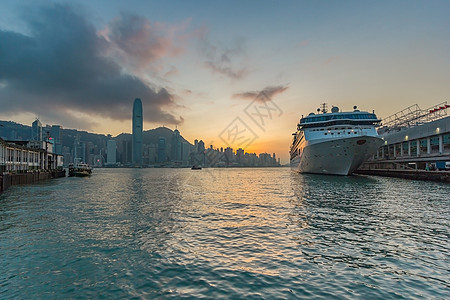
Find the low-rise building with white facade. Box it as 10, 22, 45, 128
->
0, 138, 63, 173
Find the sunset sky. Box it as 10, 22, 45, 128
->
1, 0, 449, 163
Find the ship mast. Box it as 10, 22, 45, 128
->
320, 103, 328, 114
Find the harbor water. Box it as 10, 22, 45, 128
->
1, 168, 449, 298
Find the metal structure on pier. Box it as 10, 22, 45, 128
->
379, 101, 449, 134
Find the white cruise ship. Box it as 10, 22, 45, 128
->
290, 105, 384, 175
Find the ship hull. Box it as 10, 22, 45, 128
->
290, 136, 383, 175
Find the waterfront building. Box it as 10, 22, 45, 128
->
198, 140, 205, 153
196, 140, 206, 165
157, 137, 166, 163
259, 153, 273, 166
117, 139, 132, 165
93, 154, 104, 167
0, 138, 63, 173
73, 137, 87, 164
106, 140, 117, 165
186, 141, 281, 168
43, 124, 63, 155
31, 119, 43, 141
132, 98, 143, 165
194, 139, 198, 153
362, 102, 450, 170
50, 125, 61, 143
181, 142, 190, 162
62, 146, 72, 166
236, 148, 244, 164
50, 125, 62, 155
144, 144, 157, 164
224, 147, 234, 165
86, 141, 95, 166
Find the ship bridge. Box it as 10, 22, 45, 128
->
299, 111, 380, 128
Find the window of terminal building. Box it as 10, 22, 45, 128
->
382, 146, 389, 159
402, 142, 409, 156
377, 148, 383, 159
388, 145, 395, 158
444, 134, 450, 153
430, 136, 439, 153
395, 144, 401, 156
410, 142, 417, 156
419, 139, 427, 154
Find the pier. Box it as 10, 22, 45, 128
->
0, 138, 65, 193
357, 102, 450, 182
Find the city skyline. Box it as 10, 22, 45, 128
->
1, 1, 449, 163
1, 116, 283, 167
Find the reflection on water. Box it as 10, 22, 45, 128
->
0, 168, 449, 298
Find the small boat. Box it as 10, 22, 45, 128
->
68, 163, 92, 177
191, 165, 202, 170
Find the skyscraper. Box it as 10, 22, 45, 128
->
31, 119, 42, 141
106, 140, 117, 165
171, 129, 181, 161
132, 98, 143, 165
198, 140, 205, 153
51, 125, 62, 155
157, 137, 166, 163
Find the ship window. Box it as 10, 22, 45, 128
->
324, 133, 327, 135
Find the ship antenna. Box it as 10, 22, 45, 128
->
320, 103, 328, 114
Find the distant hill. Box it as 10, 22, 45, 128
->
115, 126, 192, 146
0, 120, 109, 147
0, 120, 32, 140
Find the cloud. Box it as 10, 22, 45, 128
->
200, 36, 249, 79
0, 3, 183, 131
324, 56, 340, 65
164, 66, 179, 77
105, 13, 187, 74
232, 85, 289, 102
297, 40, 310, 47
204, 61, 248, 79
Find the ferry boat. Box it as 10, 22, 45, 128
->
68, 163, 92, 177
290, 104, 384, 175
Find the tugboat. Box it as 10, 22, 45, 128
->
68, 163, 93, 177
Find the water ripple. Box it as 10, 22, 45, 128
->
0, 168, 449, 298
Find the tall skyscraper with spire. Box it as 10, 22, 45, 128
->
132, 98, 143, 165
171, 128, 182, 161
